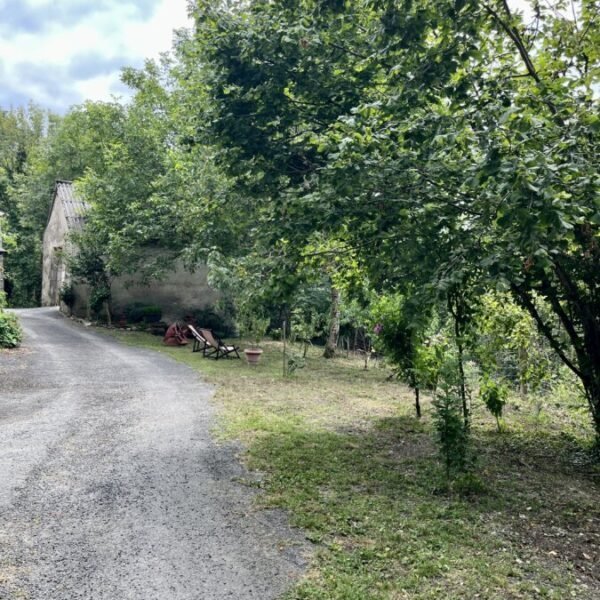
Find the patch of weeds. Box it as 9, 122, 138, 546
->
451, 472, 489, 497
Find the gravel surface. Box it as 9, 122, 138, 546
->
0, 308, 307, 600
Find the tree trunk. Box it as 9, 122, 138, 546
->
323, 285, 341, 359
415, 387, 421, 419
583, 374, 600, 447
449, 291, 470, 427
579, 333, 600, 446
456, 334, 468, 427
511, 279, 600, 445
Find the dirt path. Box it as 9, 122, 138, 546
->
0, 308, 305, 600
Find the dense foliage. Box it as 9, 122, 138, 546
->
0, 106, 54, 305
0, 293, 22, 348
177, 0, 600, 442
0, 311, 22, 348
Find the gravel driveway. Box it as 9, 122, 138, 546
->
0, 308, 306, 600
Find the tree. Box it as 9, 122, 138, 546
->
68, 227, 113, 323
0, 100, 129, 307
179, 0, 600, 442
173, 0, 392, 340
372, 293, 437, 418
0, 105, 54, 306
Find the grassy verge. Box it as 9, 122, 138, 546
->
110, 330, 600, 599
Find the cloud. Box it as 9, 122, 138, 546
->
0, 0, 190, 113
0, 0, 161, 35
0, 85, 38, 111
67, 53, 134, 80
0, 76, 81, 113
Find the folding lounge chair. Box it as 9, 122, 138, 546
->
198, 328, 240, 360
188, 324, 211, 354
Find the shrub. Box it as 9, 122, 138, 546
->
124, 302, 147, 323
432, 362, 472, 484
124, 302, 162, 324
286, 353, 306, 376
480, 376, 508, 432
290, 306, 325, 357
90, 284, 111, 314
186, 306, 236, 338
59, 283, 76, 310
0, 310, 22, 348
140, 305, 162, 323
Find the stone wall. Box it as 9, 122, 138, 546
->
68, 260, 219, 322
42, 195, 218, 320
41, 199, 69, 306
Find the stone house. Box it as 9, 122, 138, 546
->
41, 180, 218, 320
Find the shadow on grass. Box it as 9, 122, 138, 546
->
475, 425, 600, 473
243, 416, 599, 599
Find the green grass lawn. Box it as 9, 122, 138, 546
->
110, 330, 600, 599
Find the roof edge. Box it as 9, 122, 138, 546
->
45, 179, 82, 232
45, 180, 64, 231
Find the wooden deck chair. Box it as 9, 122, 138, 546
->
198, 328, 240, 360
187, 324, 212, 354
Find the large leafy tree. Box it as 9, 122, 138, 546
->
73, 59, 240, 285
331, 0, 600, 438
75, 66, 171, 279
176, 0, 410, 351
179, 0, 600, 439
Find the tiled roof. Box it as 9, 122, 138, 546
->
54, 180, 90, 231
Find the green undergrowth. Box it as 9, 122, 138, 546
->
0, 311, 22, 349
109, 330, 600, 599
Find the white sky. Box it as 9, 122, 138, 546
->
0, 0, 192, 113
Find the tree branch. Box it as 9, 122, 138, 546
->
482, 1, 541, 83
510, 282, 583, 378
481, 0, 565, 122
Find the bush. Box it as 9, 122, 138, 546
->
480, 376, 508, 432
124, 302, 146, 323
59, 283, 76, 310
432, 368, 471, 483
124, 302, 162, 324
186, 306, 236, 338
0, 310, 22, 348
140, 305, 162, 323
90, 284, 111, 314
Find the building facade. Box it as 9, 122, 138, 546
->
41, 181, 218, 320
